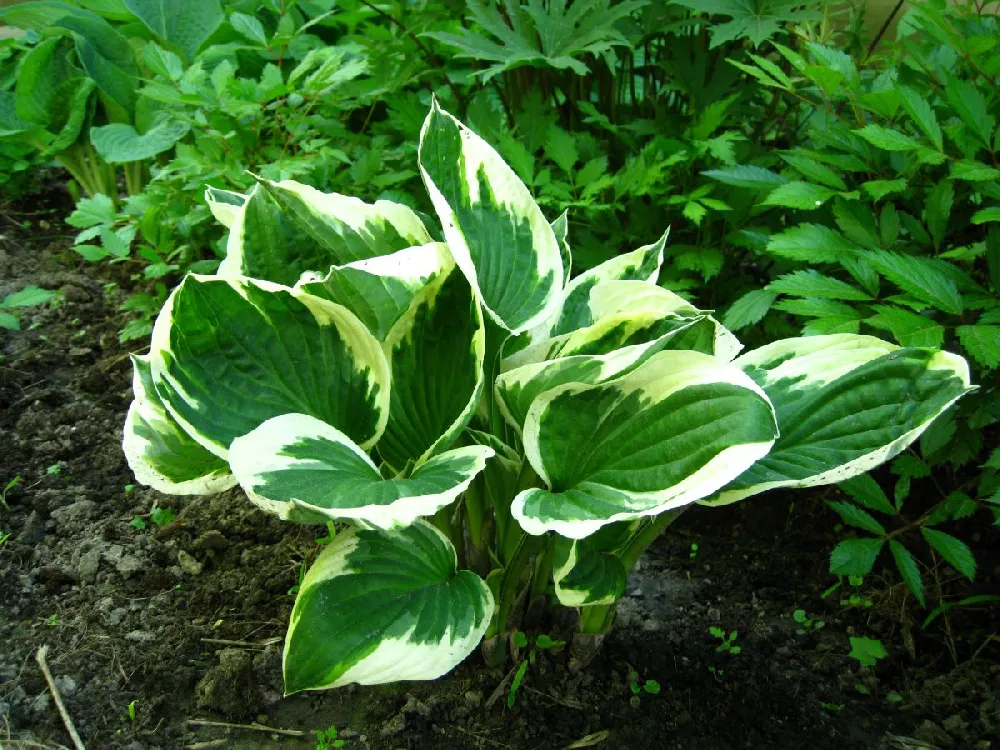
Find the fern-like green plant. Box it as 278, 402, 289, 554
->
424, 0, 648, 80
670, 0, 822, 48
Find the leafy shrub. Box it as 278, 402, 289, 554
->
123, 102, 972, 693
705, 0, 999, 607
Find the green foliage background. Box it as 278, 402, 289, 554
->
1, 0, 997, 618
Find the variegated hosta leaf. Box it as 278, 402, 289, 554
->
501, 280, 719, 373
372, 260, 486, 469
219, 178, 431, 286
229, 413, 493, 527
495, 330, 696, 435
511, 350, 778, 538
296, 243, 454, 341
543, 231, 669, 340
705, 335, 974, 506
149, 275, 390, 459
204, 186, 246, 229
552, 522, 635, 607
418, 100, 563, 334
551, 210, 572, 279
122, 354, 236, 495
585, 280, 741, 361
504, 232, 669, 359
283, 520, 494, 693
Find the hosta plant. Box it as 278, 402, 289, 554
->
123, 101, 974, 694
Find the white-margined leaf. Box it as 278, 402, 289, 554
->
204, 186, 246, 229
511, 350, 778, 538
297, 243, 453, 341
551, 210, 572, 279
122, 354, 235, 495
149, 275, 390, 458
283, 520, 493, 692
219, 179, 431, 286
706, 335, 973, 505
552, 523, 633, 607
376, 261, 487, 470
418, 100, 564, 334
229, 413, 493, 528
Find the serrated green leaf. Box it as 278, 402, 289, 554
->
780, 153, 847, 190
827, 500, 886, 535
971, 207, 1000, 224
889, 541, 925, 607
766, 224, 859, 263
899, 86, 942, 151
838, 475, 896, 515
830, 538, 884, 576
861, 179, 907, 201
1, 285, 55, 309
891, 454, 930, 479
860, 249, 963, 315
722, 289, 776, 331
90, 118, 190, 163
66, 194, 116, 228
950, 161, 1000, 182
920, 528, 975, 581
762, 181, 839, 210
229, 11, 267, 46
925, 181, 953, 251
773, 298, 862, 319
868, 306, 944, 347
854, 124, 921, 151
767, 270, 871, 301
956, 325, 1000, 368
702, 165, 787, 190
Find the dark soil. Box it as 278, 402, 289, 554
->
2, 193, 999, 750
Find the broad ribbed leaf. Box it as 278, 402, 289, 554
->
123, 354, 235, 495
552, 529, 630, 607
503, 280, 740, 372
229, 413, 492, 527
539, 231, 668, 340
149, 275, 390, 458
376, 262, 487, 469
124, 0, 223, 62
511, 350, 778, 538
495, 325, 699, 435
284, 521, 493, 692
418, 100, 563, 333
90, 118, 189, 163
220, 179, 431, 286
297, 243, 452, 342
707, 335, 973, 505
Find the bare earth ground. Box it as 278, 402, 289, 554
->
1, 192, 998, 750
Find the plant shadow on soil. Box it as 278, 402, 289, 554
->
1, 194, 998, 750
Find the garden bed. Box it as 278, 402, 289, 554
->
1, 197, 998, 750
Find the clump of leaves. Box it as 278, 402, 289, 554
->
121, 101, 971, 696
